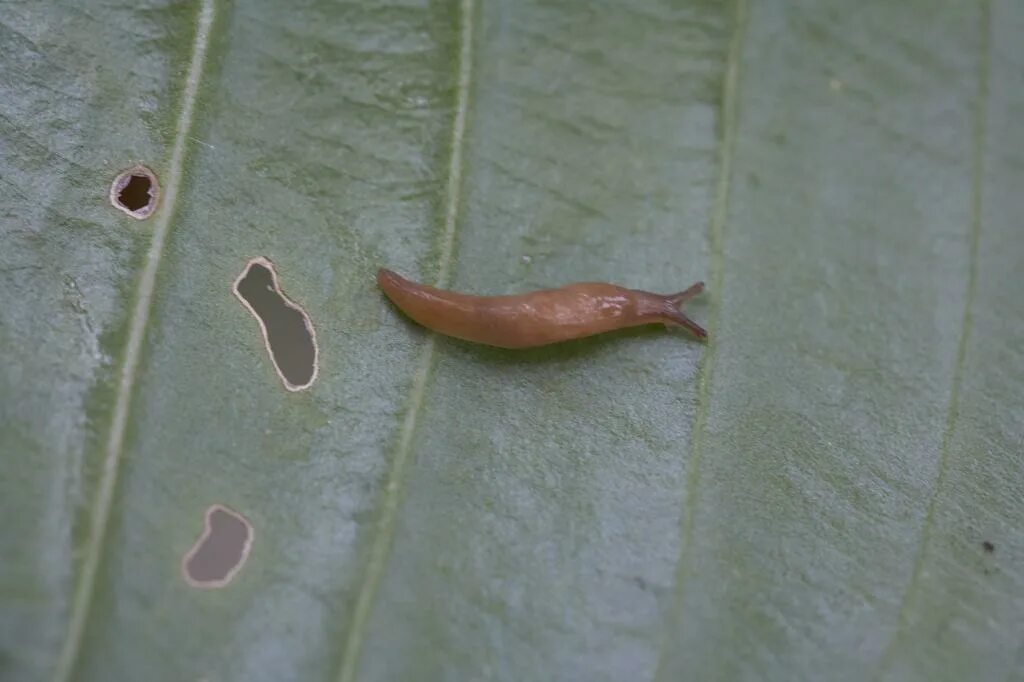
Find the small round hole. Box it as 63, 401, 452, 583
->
110, 165, 159, 219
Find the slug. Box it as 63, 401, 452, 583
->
377, 268, 707, 349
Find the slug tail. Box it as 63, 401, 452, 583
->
377, 267, 407, 292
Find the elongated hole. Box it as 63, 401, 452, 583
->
233, 257, 318, 391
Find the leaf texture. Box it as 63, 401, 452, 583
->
0, 0, 1021, 681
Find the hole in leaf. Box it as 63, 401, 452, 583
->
118, 175, 150, 210
182, 505, 254, 588
233, 257, 318, 391
110, 165, 159, 219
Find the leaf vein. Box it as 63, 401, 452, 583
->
51, 1, 217, 679
873, 1, 991, 676
336, 0, 476, 679
653, 0, 747, 677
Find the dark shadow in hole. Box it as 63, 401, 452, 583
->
234, 257, 318, 391
110, 165, 159, 219
118, 174, 151, 211
182, 505, 253, 588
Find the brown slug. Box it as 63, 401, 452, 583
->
377, 268, 707, 348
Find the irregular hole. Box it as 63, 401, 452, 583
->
982, 540, 995, 554
110, 165, 159, 219
182, 505, 254, 588
233, 257, 319, 391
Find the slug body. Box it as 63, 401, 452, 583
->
377, 268, 706, 349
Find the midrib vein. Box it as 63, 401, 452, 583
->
873, 2, 991, 676
653, 0, 747, 678
336, 0, 475, 679
52, 1, 216, 679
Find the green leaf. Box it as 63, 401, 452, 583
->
2, 0, 1021, 680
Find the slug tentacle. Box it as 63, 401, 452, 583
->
657, 304, 708, 340
662, 282, 707, 339
377, 267, 707, 348
668, 281, 705, 306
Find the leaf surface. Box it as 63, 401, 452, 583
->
1, 0, 1021, 680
